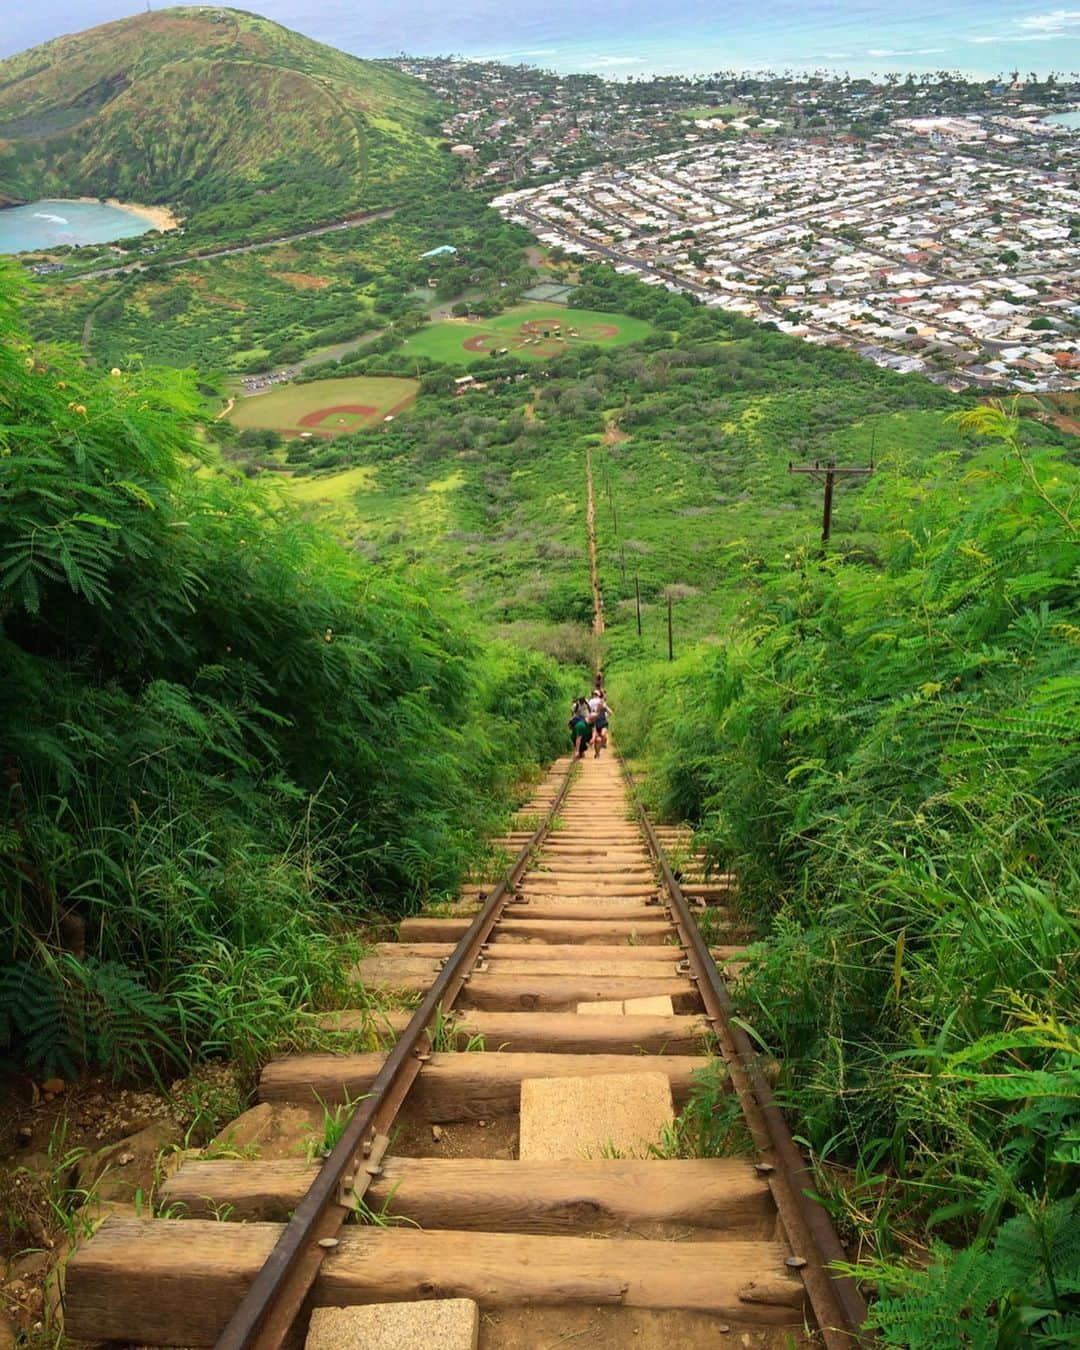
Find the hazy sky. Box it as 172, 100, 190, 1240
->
3, 0, 1080, 78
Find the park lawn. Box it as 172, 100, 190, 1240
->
400, 304, 654, 368
679, 104, 746, 119
227, 375, 419, 437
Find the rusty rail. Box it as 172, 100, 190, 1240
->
214, 760, 577, 1350
619, 753, 870, 1348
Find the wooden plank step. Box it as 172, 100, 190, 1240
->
480, 959, 683, 978
527, 864, 655, 875
161, 1156, 771, 1230
538, 851, 652, 861
494, 919, 674, 943
326, 1009, 710, 1054
373, 943, 683, 963
504, 902, 664, 919
516, 888, 661, 899
353, 961, 694, 997
459, 974, 700, 1014
64, 1220, 805, 1345
341, 972, 699, 1013
399, 918, 673, 945
259, 1051, 711, 1115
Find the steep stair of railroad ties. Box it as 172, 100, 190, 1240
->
64, 755, 815, 1348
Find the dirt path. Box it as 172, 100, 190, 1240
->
72, 207, 397, 283
215, 397, 235, 421
603, 417, 630, 446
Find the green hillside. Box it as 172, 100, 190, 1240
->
0, 7, 449, 238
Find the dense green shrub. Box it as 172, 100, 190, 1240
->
618, 403, 1080, 1338
0, 264, 565, 1080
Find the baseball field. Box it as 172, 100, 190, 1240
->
400, 305, 653, 367
228, 376, 419, 438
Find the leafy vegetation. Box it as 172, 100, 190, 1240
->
613, 399, 1079, 1338
0, 261, 567, 1081
0, 7, 449, 244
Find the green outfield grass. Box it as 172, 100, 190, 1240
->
679, 103, 746, 119
228, 375, 419, 438
400, 305, 654, 367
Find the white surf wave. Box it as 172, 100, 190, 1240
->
33, 212, 69, 224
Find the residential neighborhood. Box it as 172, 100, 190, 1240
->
493, 116, 1080, 389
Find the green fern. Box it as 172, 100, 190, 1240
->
861, 1200, 1080, 1347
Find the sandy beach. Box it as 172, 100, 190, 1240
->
75, 196, 181, 231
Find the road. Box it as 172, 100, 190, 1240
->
71, 207, 397, 282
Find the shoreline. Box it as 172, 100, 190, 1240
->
73, 195, 181, 232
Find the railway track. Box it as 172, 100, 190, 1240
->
63, 746, 868, 1348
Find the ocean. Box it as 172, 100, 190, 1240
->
0, 199, 154, 255
6, 0, 1080, 80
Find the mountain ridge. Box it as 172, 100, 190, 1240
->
0, 7, 449, 237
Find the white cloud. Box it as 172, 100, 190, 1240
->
1017, 8, 1080, 31
970, 29, 1080, 40
868, 46, 946, 56
969, 10, 1080, 43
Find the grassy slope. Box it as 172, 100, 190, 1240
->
270, 308, 1005, 685
0, 7, 447, 232
28, 214, 418, 370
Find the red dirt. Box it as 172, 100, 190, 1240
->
297, 404, 377, 427
279, 272, 330, 291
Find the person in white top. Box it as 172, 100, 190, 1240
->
587, 688, 611, 757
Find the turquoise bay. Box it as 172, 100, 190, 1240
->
0, 199, 153, 255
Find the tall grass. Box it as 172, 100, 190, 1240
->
618, 402, 1080, 1340
0, 261, 567, 1080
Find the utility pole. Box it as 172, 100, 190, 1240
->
635, 575, 642, 637
788, 458, 874, 544
667, 594, 673, 662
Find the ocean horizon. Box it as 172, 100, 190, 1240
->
5, 0, 1080, 81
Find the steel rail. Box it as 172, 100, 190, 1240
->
619, 753, 870, 1348
215, 759, 577, 1350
